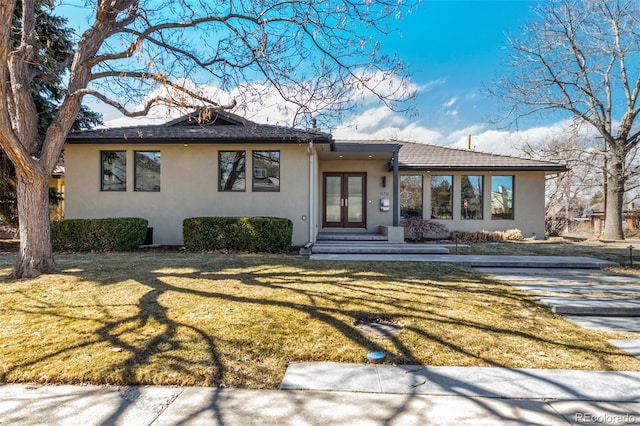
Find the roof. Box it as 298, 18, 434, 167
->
66, 110, 333, 145
66, 109, 567, 172
334, 140, 568, 172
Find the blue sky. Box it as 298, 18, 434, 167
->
393, 0, 533, 132
329, 0, 559, 152
59, 0, 560, 153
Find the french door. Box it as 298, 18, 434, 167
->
322, 172, 366, 228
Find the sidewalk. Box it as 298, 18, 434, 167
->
2, 363, 640, 425
310, 253, 619, 269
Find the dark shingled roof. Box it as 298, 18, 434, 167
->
66, 110, 333, 145
66, 110, 566, 172
335, 139, 568, 172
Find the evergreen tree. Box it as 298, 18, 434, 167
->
0, 0, 102, 227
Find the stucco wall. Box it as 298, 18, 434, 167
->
319, 159, 394, 232
64, 143, 314, 246
401, 172, 547, 239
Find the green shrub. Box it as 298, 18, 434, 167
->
51, 218, 148, 251
183, 217, 293, 253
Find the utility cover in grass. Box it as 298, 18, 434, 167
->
356, 319, 403, 338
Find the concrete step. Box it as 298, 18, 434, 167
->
566, 317, 640, 331
311, 241, 450, 254
475, 267, 619, 276
316, 232, 388, 241
513, 283, 640, 295
537, 296, 640, 316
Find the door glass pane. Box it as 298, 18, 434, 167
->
347, 176, 363, 222
326, 176, 342, 223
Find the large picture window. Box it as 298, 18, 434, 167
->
219, 151, 246, 191
134, 151, 161, 192
400, 175, 423, 218
252, 151, 280, 192
101, 151, 126, 191
461, 175, 483, 219
491, 175, 514, 219
431, 176, 453, 219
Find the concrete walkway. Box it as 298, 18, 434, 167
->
4, 363, 640, 425
477, 265, 640, 365
310, 254, 619, 268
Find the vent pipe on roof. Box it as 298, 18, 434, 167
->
468, 135, 471, 150
309, 118, 321, 132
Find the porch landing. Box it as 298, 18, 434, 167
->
312, 232, 450, 255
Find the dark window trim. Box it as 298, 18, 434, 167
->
491, 175, 515, 220
461, 175, 484, 220
134, 150, 161, 192
100, 150, 127, 192
430, 175, 453, 220
400, 174, 423, 219
252, 150, 281, 193
218, 150, 247, 192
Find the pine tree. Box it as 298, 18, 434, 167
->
0, 0, 102, 228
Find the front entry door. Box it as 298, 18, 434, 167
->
323, 172, 366, 228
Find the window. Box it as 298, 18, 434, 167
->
431, 175, 453, 219
219, 151, 246, 191
400, 175, 423, 218
461, 175, 483, 219
101, 151, 126, 191
252, 151, 280, 192
134, 151, 161, 191
491, 175, 514, 219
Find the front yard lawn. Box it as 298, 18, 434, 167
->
0, 252, 638, 389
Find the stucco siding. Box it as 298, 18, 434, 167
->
319, 160, 394, 232
405, 172, 546, 239
64, 143, 313, 246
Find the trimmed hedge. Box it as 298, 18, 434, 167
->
51, 218, 148, 251
183, 217, 293, 253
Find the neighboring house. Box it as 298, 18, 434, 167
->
64, 110, 567, 247
49, 163, 65, 222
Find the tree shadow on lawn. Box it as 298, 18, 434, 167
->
0, 253, 637, 391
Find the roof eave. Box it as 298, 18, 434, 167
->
398, 165, 569, 172
65, 135, 333, 145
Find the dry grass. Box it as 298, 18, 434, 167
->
0, 251, 639, 389
461, 237, 640, 268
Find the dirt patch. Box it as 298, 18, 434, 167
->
356, 318, 404, 338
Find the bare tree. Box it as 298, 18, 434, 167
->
0, 0, 417, 278
492, 0, 640, 240
520, 133, 600, 234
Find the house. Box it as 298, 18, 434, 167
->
49, 163, 65, 221
64, 110, 568, 247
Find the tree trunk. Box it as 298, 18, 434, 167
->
602, 155, 625, 240
10, 169, 57, 278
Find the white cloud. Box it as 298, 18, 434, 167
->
443, 97, 457, 108
448, 121, 580, 155
99, 77, 582, 160
334, 115, 442, 143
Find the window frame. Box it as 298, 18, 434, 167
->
218, 150, 247, 192
461, 175, 484, 220
252, 150, 280, 192
400, 175, 423, 219
491, 175, 514, 220
430, 175, 453, 220
100, 150, 127, 192
134, 150, 161, 192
